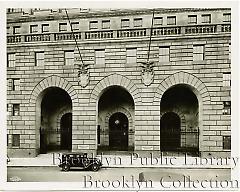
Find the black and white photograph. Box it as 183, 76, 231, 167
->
0, 1, 239, 191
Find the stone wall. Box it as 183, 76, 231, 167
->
7, 9, 231, 157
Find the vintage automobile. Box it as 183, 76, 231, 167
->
58, 152, 102, 172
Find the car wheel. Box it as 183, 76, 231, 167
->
91, 163, 100, 172
62, 164, 70, 172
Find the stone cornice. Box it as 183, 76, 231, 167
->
7, 8, 231, 24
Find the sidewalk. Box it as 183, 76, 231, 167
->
7, 153, 233, 169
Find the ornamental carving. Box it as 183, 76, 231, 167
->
76, 58, 90, 88
140, 61, 154, 86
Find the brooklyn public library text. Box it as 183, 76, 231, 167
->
97, 152, 239, 168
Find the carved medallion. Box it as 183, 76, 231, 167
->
79, 72, 89, 88
142, 70, 154, 86
140, 61, 154, 86
76, 58, 90, 88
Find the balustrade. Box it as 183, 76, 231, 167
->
25, 34, 51, 42
152, 26, 181, 36
117, 29, 146, 38
7, 24, 230, 44
185, 25, 217, 34
7, 35, 21, 43
221, 24, 231, 32
85, 30, 113, 39
55, 32, 81, 41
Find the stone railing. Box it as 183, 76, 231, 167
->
117, 28, 147, 38
7, 24, 231, 44
152, 26, 181, 36
85, 30, 113, 39
25, 34, 51, 42
55, 32, 81, 41
185, 25, 217, 34
221, 24, 231, 32
7, 35, 21, 43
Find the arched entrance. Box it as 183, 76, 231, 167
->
160, 112, 181, 150
40, 87, 72, 153
97, 85, 134, 152
109, 112, 129, 150
160, 84, 199, 154
60, 113, 72, 150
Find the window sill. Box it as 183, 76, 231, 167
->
222, 149, 231, 151
11, 146, 20, 149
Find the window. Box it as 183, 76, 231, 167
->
223, 13, 231, 22
153, 17, 163, 26
7, 134, 9, 146
12, 104, 20, 116
7, 53, 16, 68
35, 52, 44, 66
12, 134, 20, 147
159, 47, 170, 62
95, 49, 105, 65
193, 45, 204, 61
121, 19, 130, 28
71, 22, 79, 31
188, 15, 197, 24
202, 14, 211, 23
59, 23, 67, 32
126, 48, 137, 64
7, 8, 23, 13
223, 101, 231, 115
13, 26, 20, 34
102, 20, 110, 29
42, 24, 49, 33
223, 136, 231, 150
30, 25, 38, 33
223, 73, 231, 86
89, 21, 98, 30
167, 16, 176, 25
12, 79, 20, 91
64, 51, 74, 65
134, 18, 142, 27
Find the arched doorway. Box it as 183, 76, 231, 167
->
160, 112, 181, 150
40, 87, 72, 153
109, 112, 129, 150
97, 85, 134, 152
60, 113, 72, 150
160, 84, 199, 154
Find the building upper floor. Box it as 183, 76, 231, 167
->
7, 8, 231, 44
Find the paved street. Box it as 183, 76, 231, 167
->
7, 167, 230, 182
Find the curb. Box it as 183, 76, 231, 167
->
7, 165, 231, 169
7, 165, 58, 168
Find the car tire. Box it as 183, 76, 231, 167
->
62, 164, 70, 172
91, 163, 100, 172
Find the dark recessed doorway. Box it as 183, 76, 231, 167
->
109, 112, 128, 151
160, 112, 181, 151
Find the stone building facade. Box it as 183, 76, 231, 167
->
7, 8, 231, 158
